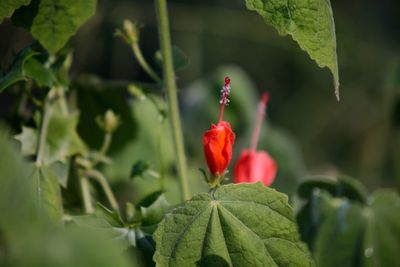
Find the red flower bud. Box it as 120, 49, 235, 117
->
233, 91, 278, 186
234, 149, 277, 186
203, 77, 236, 178
203, 121, 235, 176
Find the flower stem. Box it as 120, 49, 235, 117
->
79, 175, 94, 213
218, 104, 225, 123
250, 92, 269, 151
100, 133, 112, 156
131, 43, 161, 83
35, 99, 52, 167
85, 169, 119, 211
155, 0, 190, 201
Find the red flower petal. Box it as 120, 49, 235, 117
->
233, 149, 277, 186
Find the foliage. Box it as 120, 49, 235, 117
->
1, 0, 398, 266
154, 183, 313, 266
245, 0, 339, 98
296, 176, 400, 266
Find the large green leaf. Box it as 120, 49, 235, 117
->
297, 176, 400, 267
0, 0, 30, 22
154, 183, 313, 266
245, 0, 340, 98
314, 200, 365, 267
12, 0, 96, 54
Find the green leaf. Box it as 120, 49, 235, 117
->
314, 200, 365, 267
24, 56, 57, 87
30, 164, 63, 224
12, 0, 96, 54
0, 47, 37, 92
298, 175, 369, 203
312, 191, 400, 267
360, 192, 400, 267
130, 160, 151, 179
245, 0, 340, 99
297, 176, 400, 266
45, 111, 87, 164
0, 0, 31, 22
154, 183, 313, 266
15, 110, 87, 166
49, 160, 70, 188
0, 46, 59, 91
155, 46, 189, 71
74, 203, 137, 249
14, 126, 37, 156
140, 194, 170, 227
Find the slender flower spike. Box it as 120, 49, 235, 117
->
203, 77, 236, 186
234, 92, 277, 186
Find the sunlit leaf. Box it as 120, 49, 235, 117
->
154, 183, 313, 266
12, 0, 96, 54
245, 0, 340, 98
0, 0, 30, 22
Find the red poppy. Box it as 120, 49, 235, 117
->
233, 92, 278, 186
203, 77, 236, 178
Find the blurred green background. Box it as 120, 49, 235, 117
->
1, 0, 400, 200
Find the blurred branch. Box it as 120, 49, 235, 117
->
155, 0, 190, 200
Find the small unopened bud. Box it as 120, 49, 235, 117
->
97, 110, 121, 133
123, 20, 139, 44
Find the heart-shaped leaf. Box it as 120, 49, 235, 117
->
154, 183, 313, 266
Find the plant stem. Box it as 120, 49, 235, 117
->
85, 169, 119, 211
131, 43, 161, 83
100, 133, 112, 155
155, 0, 190, 201
79, 175, 94, 213
35, 101, 52, 167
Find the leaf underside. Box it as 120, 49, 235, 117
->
12, 0, 96, 54
0, 0, 31, 22
245, 0, 339, 99
154, 183, 313, 267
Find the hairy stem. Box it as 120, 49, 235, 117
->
155, 0, 190, 200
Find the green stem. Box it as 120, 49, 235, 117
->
155, 0, 190, 201
100, 133, 112, 155
35, 100, 52, 167
85, 169, 119, 211
79, 175, 94, 213
131, 43, 161, 83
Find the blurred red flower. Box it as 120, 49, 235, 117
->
233, 92, 277, 186
234, 149, 277, 186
